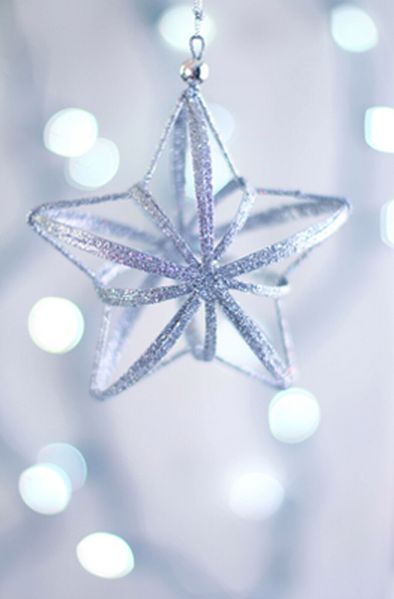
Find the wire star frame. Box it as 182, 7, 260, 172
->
28, 85, 350, 400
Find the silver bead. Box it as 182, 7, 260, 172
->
180, 59, 209, 84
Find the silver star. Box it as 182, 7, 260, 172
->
28, 87, 350, 399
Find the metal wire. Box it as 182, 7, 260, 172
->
190, 0, 205, 60
193, 0, 203, 36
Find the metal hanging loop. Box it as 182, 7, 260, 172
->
189, 34, 205, 60
179, 1, 208, 85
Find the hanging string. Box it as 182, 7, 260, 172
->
193, 0, 203, 35
190, 0, 205, 60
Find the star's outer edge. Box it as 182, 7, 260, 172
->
27, 88, 350, 398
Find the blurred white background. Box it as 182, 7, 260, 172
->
1, 1, 394, 597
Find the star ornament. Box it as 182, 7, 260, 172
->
28, 87, 350, 399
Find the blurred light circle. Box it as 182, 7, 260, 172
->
18, 463, 72, 515
269, 387, 320, 444
208, 103, 236, 143
158, 5, 216, 52
28, 297, 84, 354
381, 200, 394, 248
229, 471, 284, 520
330, 5, 378, 53
365, 107, 394, 154
67, 138, 120, 189
76, 533, 135, 579
43, 108, 98, 157
37, 443, 87, 491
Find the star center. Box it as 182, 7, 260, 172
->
193, 266, 226, 301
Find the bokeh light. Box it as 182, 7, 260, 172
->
330, 5, 378, 53
269, 387, 321, 444
158, 4, 216, 52
76, 532, 135, 579
380, 200, 394, 248
37, 443, 87, 491
229, 470, 285, 520
66, 137, 120, 189
43, 108, 98, 157
18, 463, 72, 515
365, 107, 394, 154
28, 297, 84, 354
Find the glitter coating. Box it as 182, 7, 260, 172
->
28, 87, 350, 399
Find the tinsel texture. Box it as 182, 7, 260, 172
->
28, 87, 350, 399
